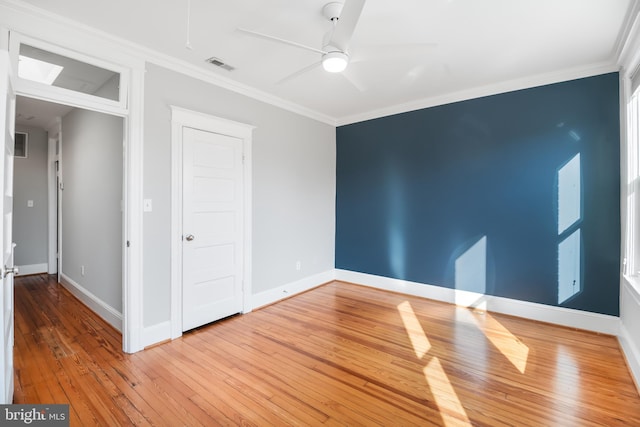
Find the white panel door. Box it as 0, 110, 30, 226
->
182, 127, 243, 331
0, 53, 16, 404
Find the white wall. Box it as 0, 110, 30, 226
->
143, 63, 336, 328
13, 123, 48, 273
61, 107, 123, 312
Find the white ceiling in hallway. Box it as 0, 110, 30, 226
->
11, 0, 636, 124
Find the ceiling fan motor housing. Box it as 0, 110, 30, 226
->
322, 2, 349, 72
323, 2, 344, 21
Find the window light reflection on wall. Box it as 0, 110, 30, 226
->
18, 55, 63, 85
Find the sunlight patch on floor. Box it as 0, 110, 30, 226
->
397, 301, 431, 358
424, 358, 472, 426
552, 346, 580, 421
472, 311, 529, 374
398, 301, 471, 426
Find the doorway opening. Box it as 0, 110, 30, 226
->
14, 95, 125, 330
6, 30, 145, 353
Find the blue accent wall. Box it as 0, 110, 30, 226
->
336, 73, 620, 316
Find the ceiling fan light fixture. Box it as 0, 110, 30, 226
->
322, 51, 349, 73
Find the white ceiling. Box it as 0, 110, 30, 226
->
16, 97, 72, 129
13, 0, 636, 126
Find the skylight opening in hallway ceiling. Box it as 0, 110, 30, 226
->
18, 55, 64, 85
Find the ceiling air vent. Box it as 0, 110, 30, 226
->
205, 57, 235, 71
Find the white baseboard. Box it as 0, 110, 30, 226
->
251, 270, 336, 310
141, 270, 337, 349
620, 323, 640, 391
620, 280, 640, 391
137, 268, 626, 355
16, 263, 48, 276
59, 273, 122, 332
335, 269, 620, 335
143, 321, 171, 348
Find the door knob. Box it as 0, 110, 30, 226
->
185, 234, 195, 241
3, 266, 18, 278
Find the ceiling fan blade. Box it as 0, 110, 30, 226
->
342, 68, 367, 92
276, 61, 322, 85
237, 27, 326, 55
351, 42, 438, 64
328, 0, 366, 51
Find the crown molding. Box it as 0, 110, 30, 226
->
616, 0, 640, 67
337, 61, 620, 126
0, 0, 337, 126
0, 0, 628, 129
618, 0, 640, 76
141, 50, 337, 126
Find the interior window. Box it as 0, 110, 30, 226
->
18, 44, 120, 102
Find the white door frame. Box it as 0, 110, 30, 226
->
4, 31, 145, 354
0, 42, 16, 405
46, 117, 60, 275
170, 106, 254, 339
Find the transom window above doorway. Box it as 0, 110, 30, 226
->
18, 44, 120, 102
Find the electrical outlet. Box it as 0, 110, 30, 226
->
81, 265, 85, 276
296, 261, 301, 271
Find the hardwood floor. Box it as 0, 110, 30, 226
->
13, 274, 640, 426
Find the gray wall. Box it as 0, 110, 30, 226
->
13, 124, 48, 268
61, 108, 123, 312
143, 63, 336, 328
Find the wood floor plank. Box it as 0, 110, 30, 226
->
12, 275, 640, 426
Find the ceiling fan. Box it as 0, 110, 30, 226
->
238, 0, 366, 82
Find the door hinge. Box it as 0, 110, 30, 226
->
126, 240, 130, 248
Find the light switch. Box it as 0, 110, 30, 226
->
27, 200, 34, 208
143, 199, 152, 212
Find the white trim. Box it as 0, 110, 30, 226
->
142, 321, 171, 349
56, 111, 63, 286
3, 0, 624, 129
142, 270, 334, 348
251, 270, 336, 310
46, 118, 59, 275
9, 33, 129, 114
619, 4, 640, 393
0, 1, 335, 126
338, 62, 620, 126
618, 3, 640, 72
619, 324, 640, 392
2, 24, 146, 353
15, 263, 47, 276
145, 51, 335, 126
625, 274, 640, 299
0, 49, 16, 406
59, 272, 122, 332
169, 109, 182, 340
122, 63, 145, 353
169, 106, 254, 340
620, 280, 640, 392
242, 131, 254, 314
336, 269, 620, 335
